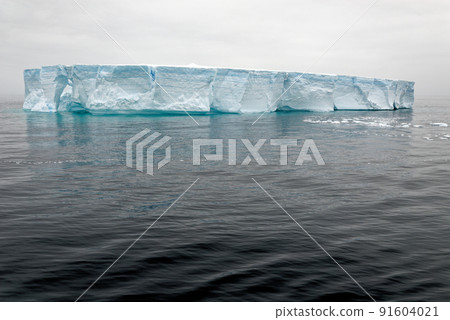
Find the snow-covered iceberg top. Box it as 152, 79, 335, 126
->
23, 64, 414, 113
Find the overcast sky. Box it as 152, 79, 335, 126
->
1, 0, 449, 96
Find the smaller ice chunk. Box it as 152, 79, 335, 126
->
430, 123, 448, 127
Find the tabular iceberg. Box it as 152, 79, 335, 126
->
23, 65, 414, 114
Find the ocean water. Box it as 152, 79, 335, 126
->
0, 97, 449, 302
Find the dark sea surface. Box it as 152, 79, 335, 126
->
0, 96, 449, 302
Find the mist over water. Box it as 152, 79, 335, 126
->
0, 98, 449, 301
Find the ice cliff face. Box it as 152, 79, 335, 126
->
23, 65, 414, 113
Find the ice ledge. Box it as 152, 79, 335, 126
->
23, 65, 414, 113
